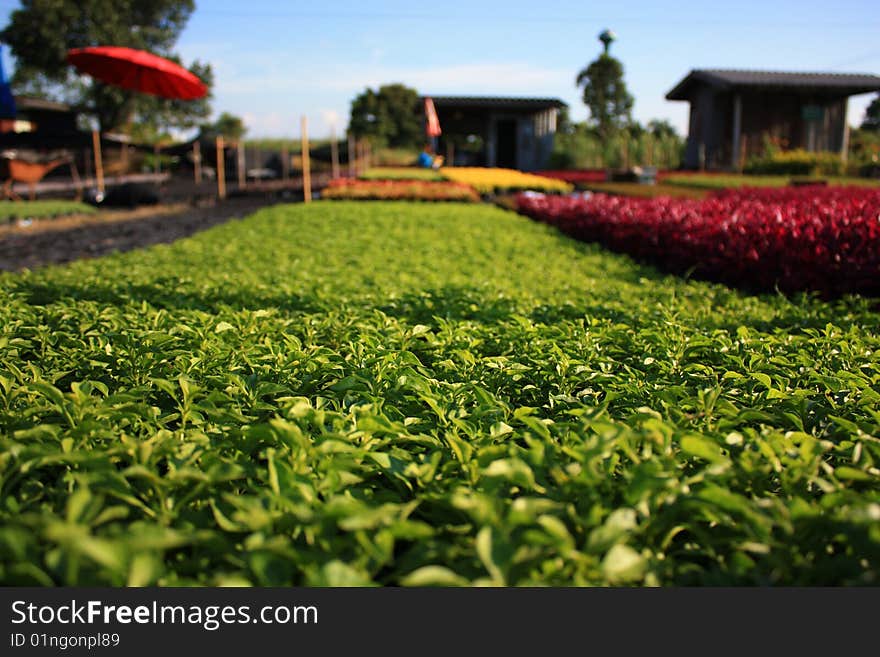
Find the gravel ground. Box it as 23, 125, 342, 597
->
0, 196, 285, 272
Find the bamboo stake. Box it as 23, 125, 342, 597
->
91, 130, 104, 195
348, 134, 355, 177
216, 136, 226, 199
301, 116, 311, 203
193, 140, 202, 184
237, 141, 246, 189
330, 126, 340, 179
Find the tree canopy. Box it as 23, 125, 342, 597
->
348, 83, 422, 149
0, 0, 213, 133
199, 112, 247, 142
576, 53, 634, 142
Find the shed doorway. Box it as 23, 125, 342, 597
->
495, 119, 517, 169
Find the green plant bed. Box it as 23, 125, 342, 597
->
663, 173, 880, 190
577, 182, 709, 199
1, 201, 878, 586
0, 200, 97, 222
359, 167, 444, 181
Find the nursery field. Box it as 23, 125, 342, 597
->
0, 200, 97, 222
0, 201, 878, 586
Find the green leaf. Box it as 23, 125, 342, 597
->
601, 544, 646, 583
401, 566, 469, 587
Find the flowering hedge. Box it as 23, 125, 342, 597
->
321, 179, 479, 202
516, 186, 880, 296
440, 167, 573, 194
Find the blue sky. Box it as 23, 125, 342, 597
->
3, 0, 880, 138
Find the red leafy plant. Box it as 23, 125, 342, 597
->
516, 186, 880, 297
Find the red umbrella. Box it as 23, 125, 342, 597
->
424, 97, 441, 138
67, 46, 207, 100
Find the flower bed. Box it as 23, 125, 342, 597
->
534, 169, 608, 184
359, 167, 444, 182
321, 178, 479, 202
440, 167, 573, 194
516, 186, 880, 296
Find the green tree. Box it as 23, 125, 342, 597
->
0, 0, 212, 133
348, 83, 422, 148
647, 119, 679, 140
199, 112, 247, 142
576, 52, 634, 143
862, 94, 880, 131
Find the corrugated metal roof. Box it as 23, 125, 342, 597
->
425, 96, 567, 110
666, 69, 880, 100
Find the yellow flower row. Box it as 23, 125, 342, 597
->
440, 167, 573, 194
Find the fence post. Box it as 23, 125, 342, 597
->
193, 140, 202, 184
216, 136, 226, 199
330, 126, 340, 179
91, 130, 104, 195
301, 115, 311, 203
237, 141, 246, 189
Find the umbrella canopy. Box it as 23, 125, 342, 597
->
67, 46, 207, 100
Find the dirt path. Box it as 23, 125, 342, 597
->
0, 196, 283, 272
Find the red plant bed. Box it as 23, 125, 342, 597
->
321, 178, 479, 202
516, 186, 880, 297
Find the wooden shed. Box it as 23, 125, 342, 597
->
426, 96, 566, 171
666, 70, 880, 170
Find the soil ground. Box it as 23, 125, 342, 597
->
0, 196, 286, 272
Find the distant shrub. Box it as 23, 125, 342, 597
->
745, 149, 845, 176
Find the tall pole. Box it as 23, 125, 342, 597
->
237, 141, 246, 189
330, 125, 340, 179
731, 93, 742, 172
301, 115, 311, 203
216, 136, 226, 199
193, 140, 202, 184
347, 133, 355, 177
91, 130, 104, 195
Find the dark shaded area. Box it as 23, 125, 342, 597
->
0, 196, 280, 271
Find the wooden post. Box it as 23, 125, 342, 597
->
301, 115, 311, 203
841, 100, 850, 164
216, 136, 226, 199
237, 141, 246, 189
731, 93, 742, 171
446, 141, 454, 167
281, 145, 289, 181
193, 140, 202, 184
92, 130, 104, 195
330, 126, 340, 179
348, 134, 355, 177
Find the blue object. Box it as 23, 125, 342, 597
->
417, 151, 433, 168
0, 45, 16, 119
